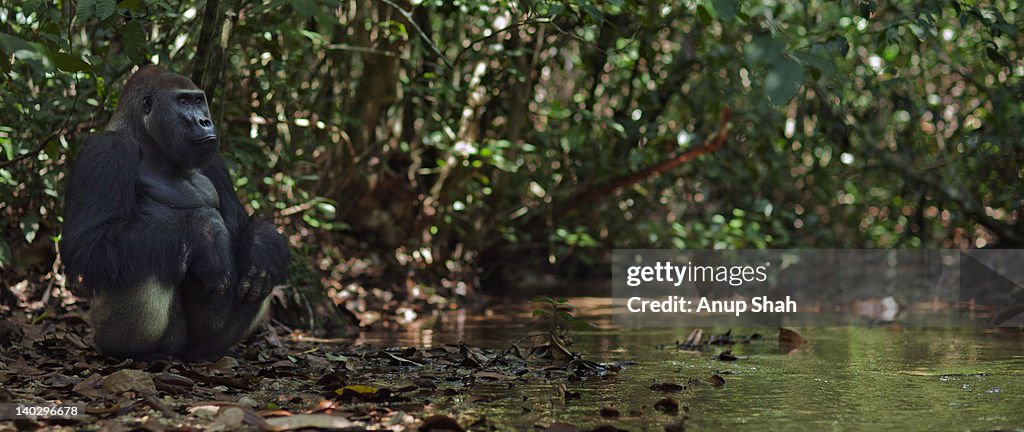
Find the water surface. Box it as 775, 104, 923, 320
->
361, 298, 1024, 431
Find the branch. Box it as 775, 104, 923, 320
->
379, 0, 453, 70
524, 107, 731, 227
1, 81, 85, 170
0, 128, 63, 170
880, 154, 1024, 246
452, 17, 552, 65
583, 107, 731, 200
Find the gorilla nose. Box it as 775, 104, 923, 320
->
192, 116, 217, 145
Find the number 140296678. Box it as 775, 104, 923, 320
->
0, 404, 85, 419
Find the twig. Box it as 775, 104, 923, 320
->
0, 128, 64, 170
141, 395, 177, 418
379, 0, 453, 70
488, 333, 550, 365
452, 17, 552, 65
1, 76, 84, 170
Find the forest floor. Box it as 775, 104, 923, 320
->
0, 305, 757, 432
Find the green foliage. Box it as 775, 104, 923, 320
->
0, 238, 11, 269
530, 297, 596, 336
1, 0, 1022, 292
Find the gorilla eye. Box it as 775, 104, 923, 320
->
178, 95, 189, 106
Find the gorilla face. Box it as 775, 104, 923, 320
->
142, 84, 218, 169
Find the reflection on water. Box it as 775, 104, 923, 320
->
360, 297, 1024, 431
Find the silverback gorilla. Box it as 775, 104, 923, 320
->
61, 65, 289, 361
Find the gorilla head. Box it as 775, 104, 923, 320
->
109, 65, 218, 168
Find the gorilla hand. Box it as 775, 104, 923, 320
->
234, 218, 288, 303
238, 265, 273, 304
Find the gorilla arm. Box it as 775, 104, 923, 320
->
62, 133, 184, 292
201, 156, 289, 303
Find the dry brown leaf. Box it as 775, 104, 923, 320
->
72, 373, 103, 398
682, 328, 703, 347
654, 397, 679, 414
778, 327, 807, 353
209, 356, 240, 374
101, 369, 156, 395
705, 374, 726, 387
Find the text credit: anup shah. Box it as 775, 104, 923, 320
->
625, 296, 797, 316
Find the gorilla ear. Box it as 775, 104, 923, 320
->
142, 96, 153, 114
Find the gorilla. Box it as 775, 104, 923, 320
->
61, 65, 289, 361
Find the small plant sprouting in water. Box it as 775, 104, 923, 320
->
499, 297, 599, 361
529, 297, 597, 339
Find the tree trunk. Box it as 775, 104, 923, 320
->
192, 0, 242, 110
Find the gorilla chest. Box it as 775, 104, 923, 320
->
137, 170, 222, 222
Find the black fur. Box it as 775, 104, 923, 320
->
61, 65, 288, 361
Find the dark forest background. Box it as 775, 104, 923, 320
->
1, 0, 1022, 332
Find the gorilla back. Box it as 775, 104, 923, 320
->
61, 65, 289, 361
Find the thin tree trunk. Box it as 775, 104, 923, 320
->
192, 0, 242, 109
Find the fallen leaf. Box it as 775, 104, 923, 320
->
316, 371, 348, 390
413, 377, 437, 389
779, 327, 807, 353
381, 351, 425, 367
7, 357, 43, 375
209, 356, 240, 374
548, 333, 574, 361
680, 329, 703, 349
337, 384, 393, 402
705, 374, 725, 387
458, 343, 489, 366
142, 394, 176, 418
101, 369, 156, 395
154, 372, 194, 393
654, 397, 679, 414
62, 332, 90, 349
270, 359, 297, 369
